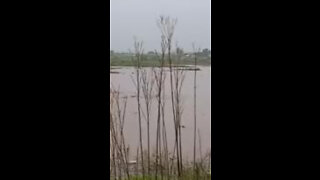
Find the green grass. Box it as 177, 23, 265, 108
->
110, 53, 211, 67
110, 166, 211, 180
111, 173, 211, 180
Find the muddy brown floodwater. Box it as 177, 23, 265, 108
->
110, 66, 211, 161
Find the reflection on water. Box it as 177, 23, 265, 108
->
111, 66, 211, 160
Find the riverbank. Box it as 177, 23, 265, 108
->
110, 54, 211, 67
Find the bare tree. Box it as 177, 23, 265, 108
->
140, 62, 155, 175
153, 32, 168, 180
132, 38, 146, 179
192, 43, 201, 178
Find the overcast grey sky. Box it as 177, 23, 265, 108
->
111, 0, 211, 52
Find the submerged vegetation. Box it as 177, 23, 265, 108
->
110, 16, 211, 180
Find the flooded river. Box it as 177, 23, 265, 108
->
110, 66, 211, 160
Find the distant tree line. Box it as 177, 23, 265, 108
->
111, 49, 211, 56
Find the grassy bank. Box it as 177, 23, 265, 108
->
111, 170, 211, 180
110, 53, 211, 67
